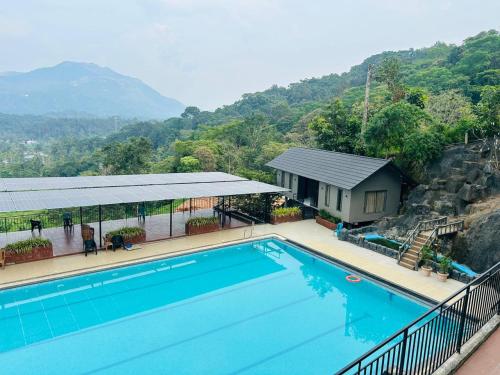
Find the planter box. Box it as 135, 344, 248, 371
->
185, 222, 220, 235
271, 214, 302, 225
5, 245, 53, 264
122, 233, 146, 244
315, 216, 337, 230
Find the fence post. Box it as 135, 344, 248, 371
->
456, 285, 470, 353
398, 328, 409, 375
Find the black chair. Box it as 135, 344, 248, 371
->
84, 239, 98, 256
30, 220, 42, 234
111, 235, 124, 251
63, 212, 73, 232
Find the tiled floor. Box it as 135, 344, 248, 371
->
0, 220, 465, 302
455, 327, 500, 375
0, 209, 248, 256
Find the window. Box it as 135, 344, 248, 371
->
364, 190, 387, 214
325, 185, 330, 207
288, 173, 293, 189
280, 171, 285, 187
336, 189, 343, 211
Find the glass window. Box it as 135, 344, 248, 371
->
288, 173, 293, 189
336, 189, 343, 211
364, 191, 387, 214
325, 185, 330, 207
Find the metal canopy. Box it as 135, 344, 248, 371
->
0, 173, 288, 213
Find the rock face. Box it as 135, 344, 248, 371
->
377, 138, 500, 271
450, 210, 500, 272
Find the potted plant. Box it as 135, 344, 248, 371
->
419, 245, 433, 277
315, 209, 341, 230
437, 256, 452, 282
4, 238, 53, 264
270, 207, 302, 224
185, 216, 220, 235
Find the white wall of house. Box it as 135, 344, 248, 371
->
348, 168, 401, 223
317, 182, 350, 222
276, 170, 298, 199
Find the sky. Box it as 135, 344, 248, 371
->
1, 0, 499, 110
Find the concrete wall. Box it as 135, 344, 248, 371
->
317, 182, 350, 222
348, 167, 401, 223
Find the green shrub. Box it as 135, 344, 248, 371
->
272, 207, 301, 217
4, 238, 52, 254
439, 256, 452, 274
186, 216, 219, 227
367, 237, 400, 251
318, 209, 341, 224
420, 245, 433, 267
106, 226, 145, 240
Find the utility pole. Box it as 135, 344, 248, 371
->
362, 64, 373, 135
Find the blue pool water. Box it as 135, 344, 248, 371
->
0, 238, 429, 374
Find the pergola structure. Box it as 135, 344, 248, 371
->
0, 172, 288, 251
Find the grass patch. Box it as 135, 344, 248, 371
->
366, 237, 400, 251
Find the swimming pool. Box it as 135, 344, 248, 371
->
0, 238, 430, 374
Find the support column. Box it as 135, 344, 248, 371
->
79, 207, 83, 226
189, 198, 192, 216
264, 194, 271, 223
169, 200, 173, 237
222, 196, 226, 228
98, 205, 102, 248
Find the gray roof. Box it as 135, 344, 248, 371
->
0, 172, 288, 213
266, 148, 392, 190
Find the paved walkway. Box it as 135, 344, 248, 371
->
0, 220, 464, 302
456, 327, 500, 375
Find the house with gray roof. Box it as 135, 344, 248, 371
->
266, 148, 407, 224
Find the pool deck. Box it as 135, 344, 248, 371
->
0, 220, 464, 302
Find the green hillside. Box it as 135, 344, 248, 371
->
0, 30, 498, 181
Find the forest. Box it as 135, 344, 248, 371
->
0, 30, 498, 181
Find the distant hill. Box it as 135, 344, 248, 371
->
0, 62, 185, 119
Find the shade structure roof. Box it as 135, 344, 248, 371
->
0, 172, 288, 213
266, 147, 392, 190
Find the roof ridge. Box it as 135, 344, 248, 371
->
289, 147, 390, 163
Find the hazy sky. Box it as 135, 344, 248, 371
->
1, 0, 499, 110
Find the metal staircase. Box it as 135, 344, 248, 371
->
398, 217, 465, 270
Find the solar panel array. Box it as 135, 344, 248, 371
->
0, 173, 288, 213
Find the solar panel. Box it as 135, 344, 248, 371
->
0, 173, 288, 213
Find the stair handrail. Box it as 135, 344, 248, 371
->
416, 219, 466, 270
398, 217, 447, 263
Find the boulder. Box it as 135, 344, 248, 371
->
457, 183, 486, 203
451, 210, 500, 272
446, 176, 467, 194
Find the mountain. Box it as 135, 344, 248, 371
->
0, 62, 185, 119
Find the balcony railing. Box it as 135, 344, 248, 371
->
336, 261, 500, 375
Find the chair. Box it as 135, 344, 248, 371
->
103, 235, 113, 251
83, 239, 98, 256
30, 219, 42, 234
111, 235, 124, 251
137, 203, 146, 223
81, 224, 96, 253
63, 212, 73, 232
0, 249, 5, 269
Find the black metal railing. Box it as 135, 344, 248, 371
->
0, 200, 185, 234
336, 262, 500, 375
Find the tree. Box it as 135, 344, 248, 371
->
177, 156, 201, 172
309, 99, 361, 153
101, 137, 152, 174
476, 85, 500, 136
364, 102, 432, 158
181, 106, 201, 119
375, 57, 406, 102
193, 146, 217, 171
406, 87, 428, 109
